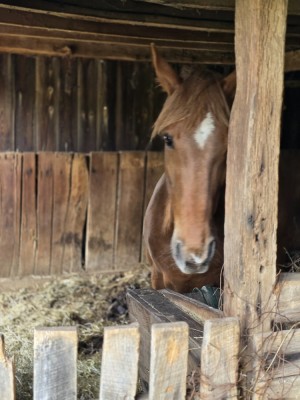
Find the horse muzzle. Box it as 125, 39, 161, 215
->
171, 236, 216, 274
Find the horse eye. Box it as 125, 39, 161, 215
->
163, 134, 174, 148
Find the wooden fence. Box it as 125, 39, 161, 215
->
0, 151, 163, 278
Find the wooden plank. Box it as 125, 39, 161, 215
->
274, 273, 300, 323
77, 59, 99, 152
0, 335, 15, 400
160, 289, 223, 322
223, 0, 287, 391
200, 317, 240, 399
14, 55, 36, 151
143, 152, 164, 213
115, 152, 146, 268
62, 154, 88, 273
34, 327, 77, 400
99, 323, 140, 400
35, 57, 60, 151
51, 153, 72, 275
148, 322, 189, 400
253, 328, 300, 399
285, 50, 300, 72
59, 58, 77, 151
35, 153, 54, 275
86, 152, 118, 271
0, 54, 14, 150
0, 153, 22, 277
127, 288, 204, 387
19, 153, 37, 276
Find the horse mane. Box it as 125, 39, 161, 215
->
152, 67, 230, 139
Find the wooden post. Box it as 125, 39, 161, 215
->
0, 335, 15, 400
223, 0, 288, 394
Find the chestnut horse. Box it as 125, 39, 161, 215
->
144, 45, 236, 293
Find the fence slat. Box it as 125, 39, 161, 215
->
0, 335, 15, 400
274, 272, 300, 323
200, 317, 240, 399
253, 328, 300, 399
148, 322, 189, 400
115, 151, 146, 268
34, 327, 78, 400
99, 323, 140, 400
86, 152, 118, 271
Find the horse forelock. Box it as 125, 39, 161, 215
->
151, 69, 230, 140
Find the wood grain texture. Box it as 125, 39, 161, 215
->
274, 273, 300, 323
19, 153, 37, 276
0, 54, 14, 151
99, 323, 140, 400
50, 153, 72, 275
0, 335, 15, 400
14, 55, 36, 151
127, 288, 204, 386
0, 153, 22, 277
34, 327, 77, 400
86, 152, 118, 271
62, 154, 88, 273
200, 317, 240, 399
148, 322, 189, 400
115, 152, 146, 268
252, 328, 300, 399
223, 0, 287, 338
35, 152, 54, 275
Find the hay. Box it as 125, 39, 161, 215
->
0, 265, 150, 400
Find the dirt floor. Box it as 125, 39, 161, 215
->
0, 264, 150, 400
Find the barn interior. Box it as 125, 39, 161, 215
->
0, 1, 300, 399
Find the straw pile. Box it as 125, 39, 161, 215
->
0, 265, 150, 400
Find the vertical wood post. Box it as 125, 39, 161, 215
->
223, 0, 288, 394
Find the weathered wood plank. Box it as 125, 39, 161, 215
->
253, 328, 300, 399
274, 273, 300, 323
148, 322, 189, 400
86, 152, 118, 271
285, 50, 300, 72
59, 58, 77, 151
34, 327, 77, 400
161, 289, 223, 322
115, 152, 146, 268
99, 323, 140, 400
0, 335, 15, 400
14, 55, 36, 151
51, 153, 72, 275
200, 317, 240, 399
62, 154, 88, 273
35, 153, 54, 275
127, 288, 204, 387
77, 59, 99, 152
35, 57, 60, 151
0, 54, 14, 151
223, 0, 287, 393
0, 153, 22, 277
19, 153, 37, 276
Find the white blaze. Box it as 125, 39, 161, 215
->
194, 112, 215, 149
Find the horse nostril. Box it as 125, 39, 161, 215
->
207, 239, 216, 260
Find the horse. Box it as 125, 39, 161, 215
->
143, 45, 236, 293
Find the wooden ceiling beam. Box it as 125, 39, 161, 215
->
0, 34, 235, 64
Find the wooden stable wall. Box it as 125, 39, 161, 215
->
0, 53, 164, 153
0, 151, 163, 278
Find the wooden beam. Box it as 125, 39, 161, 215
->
274, 273, 300, 323
134, 0, 300, 15
223, 0, 287, 392
285, 50, 300, 72
0, 335, 15, 400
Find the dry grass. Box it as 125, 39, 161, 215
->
0, 265, 150, 400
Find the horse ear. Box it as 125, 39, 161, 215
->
222, 70, 236, 104
151, 43, 181, 95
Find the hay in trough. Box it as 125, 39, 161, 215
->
0, 265, 150, 400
